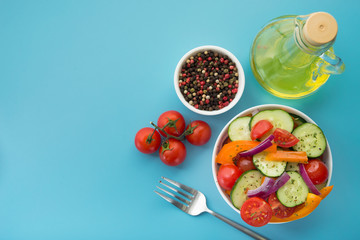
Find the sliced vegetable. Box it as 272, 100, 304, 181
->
277, 171, 309, 207
292, 123, 326, 158
268, 192, 296, 218
273, 128, 299, 148
250, 120, 273, 140
247, 177, 275, 198
319, 185, 333, 200
215, 140, 277, 165
270, 193, 322, 223
230, 170, 263, 209
265, 151, 308, 164
299, 163, 321, 195
237, 135, 275, 157
253, 152, 287, 177
264, 172, 290, 198
286, 162, 299, 172
240, 197, 273, 227
228, 117, 252, 141
250, 109, 294, 133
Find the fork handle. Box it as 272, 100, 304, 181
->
206, 209, 268, 240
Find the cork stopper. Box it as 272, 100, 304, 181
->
303, 12, 338, 46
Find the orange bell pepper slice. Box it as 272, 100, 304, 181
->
319, 185, 333, 200
215, 140, 277, 165
270, 193, 322, 223
265, 151, 308, 164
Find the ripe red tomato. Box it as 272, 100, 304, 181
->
235, 156, 257, 173
304, 159, 329, 185
185, 120, 212, 146
268, 193, 296, 218
135, 127, 161, 154
217, 164, 242, 190
157, 111, 186, 137
273, 128, 299, 148
159, 139, 186, 166
250, 120, 273, 140
240, 197, 273, 227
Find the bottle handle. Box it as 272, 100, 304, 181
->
319, 49, 345, 75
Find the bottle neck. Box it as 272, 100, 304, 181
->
294, 15, 335, 56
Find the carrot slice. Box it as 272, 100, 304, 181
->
215, 141, 277, 165
265, 151, 308, 164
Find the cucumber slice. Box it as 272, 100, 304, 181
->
253, 152, 287, 177
292, 123, 327, 158
230, 170, 263, 209
250, 109, 294, 133
228, 117, 252, 141
276, 171, 309, 207
285, 162, 299, 172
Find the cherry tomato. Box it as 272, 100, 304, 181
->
135, 127, 161, 154
235, 156, 257, 173
157, 111, 186, 137
159, 139, 186, 166
268, 193, 296, 218
185, 120, 212, 146
240, 197, 273, 227
304, 159, 328, 185
273, 128, 299, 148
250, 120, 273, 140
217, 164, 242, 190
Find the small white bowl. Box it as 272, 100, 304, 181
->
174, 45, 245, 116
211, 104, 332, 223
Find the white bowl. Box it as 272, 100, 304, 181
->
211, 104, 332, 223
174, 45, 245, 116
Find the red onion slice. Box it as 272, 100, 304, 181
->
247, 177, 275, 198
238, 134, 275, 157
299, 163, 321, 195
262, 172, 290, 199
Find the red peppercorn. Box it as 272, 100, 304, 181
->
182, 73, 186, 77
194, 104, 199, 109
205, 99, 210, 104
224, 101, 229, 106
216, 87, 220, 91
224, 60, 229, 65
228, 84, 232, 88
223, 96, 228, 101
232, 89, 238, 94
229, 65, 234, 70
198, 57, 202, 61
220, 58, 224, 63
190, 59, 194, 64
200, 101, 204, 106
187, 63, 190, 68
225, 74, 230, 79
207, 57, 212, 61
200, 81, 205, 85
199, 90, 203, 95
235, 83, 238, 88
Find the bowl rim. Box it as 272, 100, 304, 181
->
211, 104, 333, 224
173, 45, 245, 116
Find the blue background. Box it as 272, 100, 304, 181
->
0, 0, 358, 239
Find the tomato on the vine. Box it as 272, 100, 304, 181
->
159, 138, 186, 166
217, 164, 242, 190
185, 120, 211, 146
273, 128, 299, 148
157, 111, 186, 137
240, 197, 272, 227
304, 159, 328, 185
135, 127, 161, 154
268, 192, 296, 218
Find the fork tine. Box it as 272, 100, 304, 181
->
154, 190, 188, 212
162, 176, 197, 195
159, 181, 193, 200
156, 186, 191, 205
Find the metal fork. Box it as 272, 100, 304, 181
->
155, 176, 268, 240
